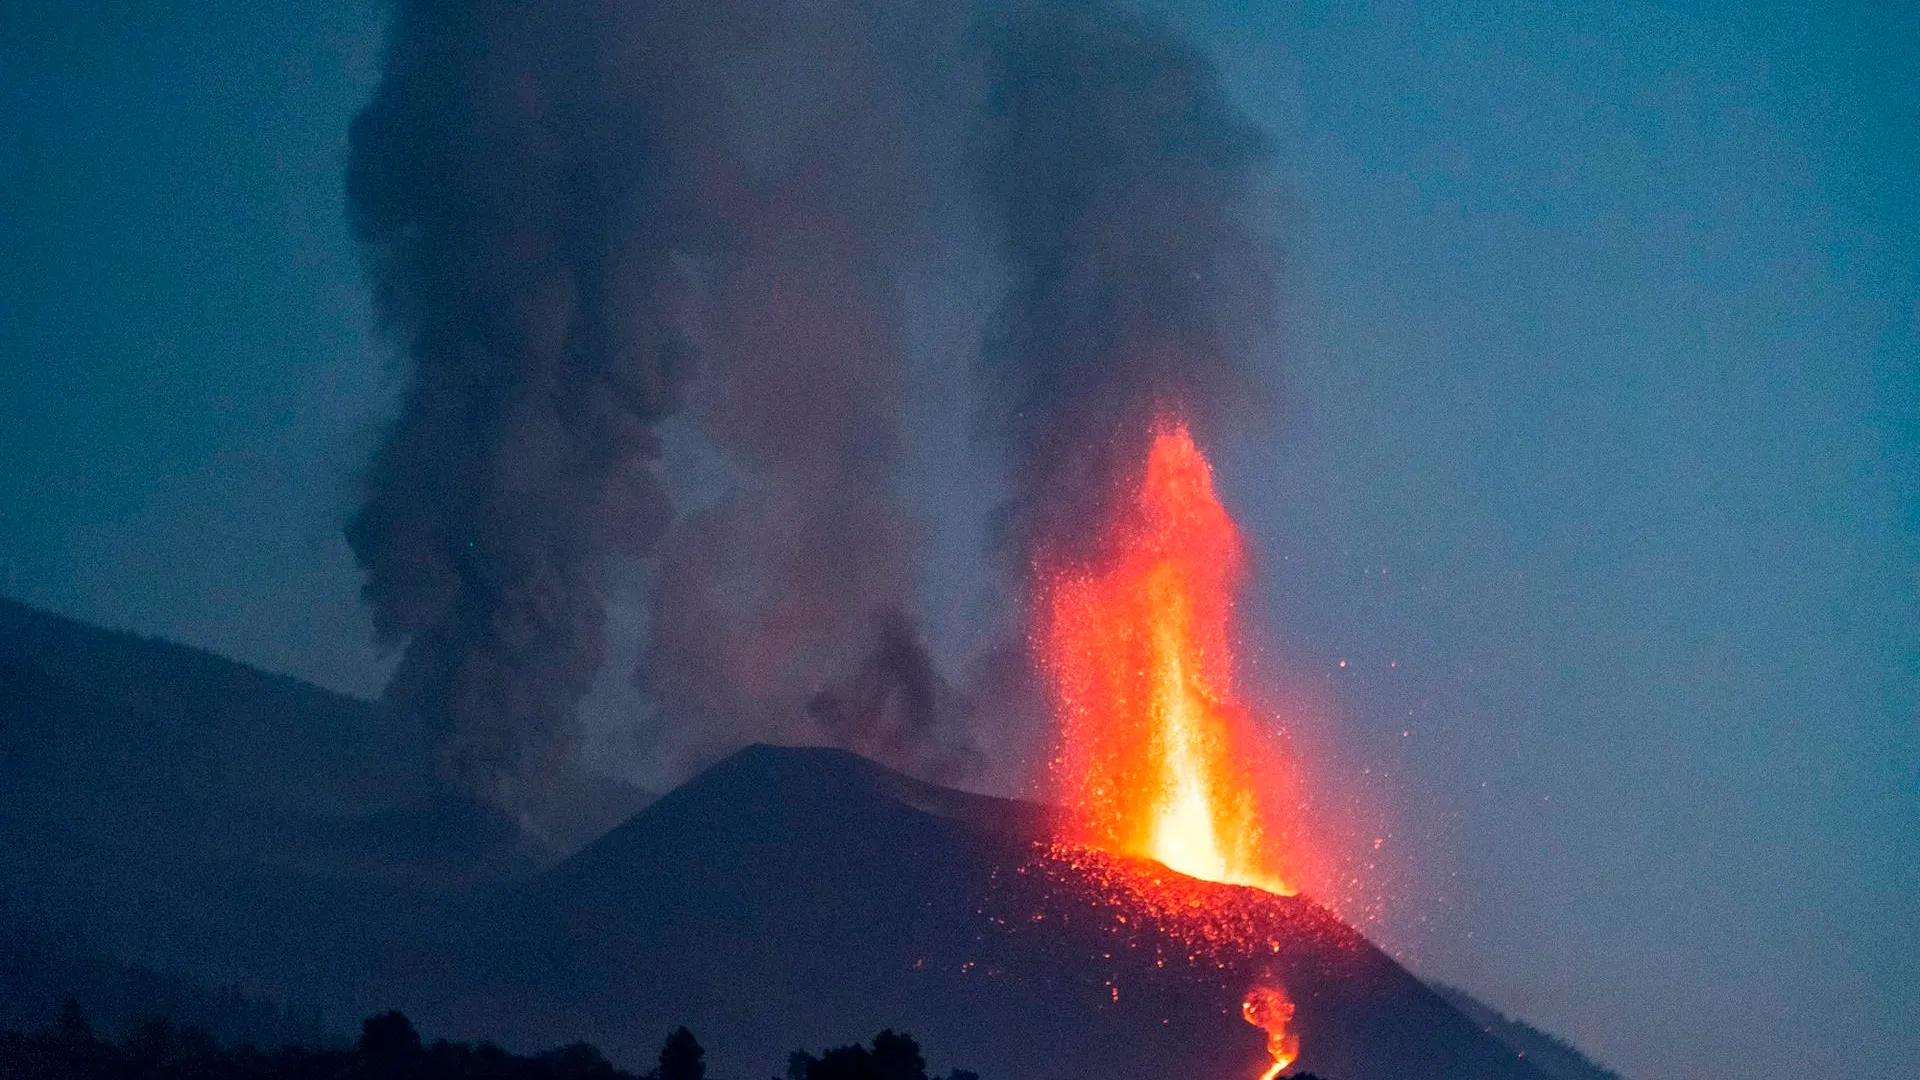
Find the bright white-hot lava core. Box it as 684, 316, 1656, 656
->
1038, 418, 1301, 896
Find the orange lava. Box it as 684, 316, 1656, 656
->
1037, 418, 1302, 897
1242, 984, 1301, 1080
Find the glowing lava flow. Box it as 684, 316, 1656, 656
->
1242, 985, 1301, 1080
1037, 418, 1299, 896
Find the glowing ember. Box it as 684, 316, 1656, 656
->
1038, 418, 1299, 896
1242, 984, 1300, 1080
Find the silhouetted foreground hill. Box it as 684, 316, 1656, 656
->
0, 597, 514, 882
0, 934, 338, 1052
0, 1005, 997, 1080
0, 1006, 637, 1080
0, 602, 1598, 1080
0, 597, 649, 882
0, 598, 528, 1013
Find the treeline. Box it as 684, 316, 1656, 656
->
0, 1003, 986, 1080
0, 932, 337, 1051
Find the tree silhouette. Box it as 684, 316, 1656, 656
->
0, 1008, 990, 1080
870, 1030, 924, 1080
121, 1017, 174, 1071
359, 1010, 423, 1059
543, 1041, 624, 1079
787, 1030, 975, 1080
658, 1026, 705, 1080
54, 998, 91, 1043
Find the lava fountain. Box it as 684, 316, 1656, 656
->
1037, 417, 1302, 896
1035, 417, 1308, 1077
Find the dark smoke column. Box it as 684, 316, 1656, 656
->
344, 0, 692, 824
976, 2, 1275, 568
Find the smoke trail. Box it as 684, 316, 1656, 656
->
975, 2, 1275, 570
344, 0, 704, 822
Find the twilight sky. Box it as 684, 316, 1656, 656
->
1, 3, 1914, 1079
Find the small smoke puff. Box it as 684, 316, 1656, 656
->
807, 607, 984, 785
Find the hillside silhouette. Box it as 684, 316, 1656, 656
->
0, 597, 649, 877
0, 597, 519, 882
0, 600, 1603, 1080
0, 1001, 992, 1080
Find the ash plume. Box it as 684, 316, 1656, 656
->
344, 0, 711, 822
346, 0, 979, 813
975, 2, 1276, 569
342, 0, 1267, 812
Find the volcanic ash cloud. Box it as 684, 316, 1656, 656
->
342, 0, 1273, 821
344, 0, 979, 820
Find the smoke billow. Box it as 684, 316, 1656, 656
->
345, 0, 1270, 815
344, 0, 702, 821
975, 3, 1275, 570
346, 0, 981, 815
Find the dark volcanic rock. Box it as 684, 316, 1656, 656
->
407, 745, 1549, 1080
1434, 984, 1624, 1080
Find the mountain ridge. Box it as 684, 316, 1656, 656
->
378, 742, 1555, 1080
1, 599, 1599, 1080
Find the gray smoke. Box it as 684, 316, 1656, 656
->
976, 2, 1275, 570
633, 0, 980, 784
345, 0, 705, 823
346, 0, 982, 816
806, 607, 984, 785
345, 0, 1269, 815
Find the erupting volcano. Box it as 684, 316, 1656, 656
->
1038, 419, 1304, 897
1036, 418, 1311, 1076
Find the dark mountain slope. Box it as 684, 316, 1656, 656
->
0, 598, 646, 1008
1433, 985, 1624, 1080
0, 598, 648, 882
391, 745, 1552, 1080
0, 598, 433, 840
0, 598, 529, 915
0, 931, 339, 1049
